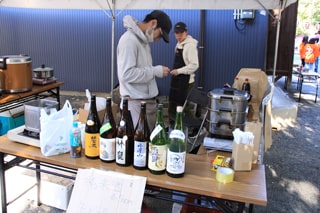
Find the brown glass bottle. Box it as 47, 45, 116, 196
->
133, 102, 150, 170
99, 97, 117, 162
84, 95, 101, 159
148, 104, 168, 175
116, 98, 134, 167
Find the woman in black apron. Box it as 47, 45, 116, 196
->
168, 47, 191, 123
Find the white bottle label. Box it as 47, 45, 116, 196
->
133, 140, 147, 167
166, 150, 186, 174
148, 144, 167, 171
100, 137, 115, 161
150, 124, 163, 141
116, 136, 127, 164
169, 130, 185, 140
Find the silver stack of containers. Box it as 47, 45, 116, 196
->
207, 88, 249, 139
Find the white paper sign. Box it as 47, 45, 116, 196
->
67, 168, 147, 213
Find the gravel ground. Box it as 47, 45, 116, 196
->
6, 76, 320, 212
254, 78, 320, 213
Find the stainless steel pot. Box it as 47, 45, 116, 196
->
33, 64, 54, 79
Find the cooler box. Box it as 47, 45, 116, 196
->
0, 106, 25, 136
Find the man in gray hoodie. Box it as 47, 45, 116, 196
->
117, 10, 172, 130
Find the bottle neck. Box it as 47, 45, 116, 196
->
174, 111, 183, 131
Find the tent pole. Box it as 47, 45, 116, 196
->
272, 9, 281, 83
110, 0, 115, 92
198, 10, 205, 89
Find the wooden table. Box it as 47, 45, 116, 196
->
292, 69, 320, 103
0, 82, 64, 113
0, 136, 267, 213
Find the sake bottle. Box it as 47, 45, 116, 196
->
148, 103, 167, 175
133, 102, 150, 170
84, 95, 101, 159
166, 106, 186, 178
116, 98, 134, 167
99, 97, 117, 162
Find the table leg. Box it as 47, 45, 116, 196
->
56, 87, 61, 110
0, 152, 7, 213
298, 76, 303, 102
315, 77, 319, 103
35, 161, 42, 206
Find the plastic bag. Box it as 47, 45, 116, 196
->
40, 100, 73, 156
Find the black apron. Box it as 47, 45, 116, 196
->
169, 47, 190, 105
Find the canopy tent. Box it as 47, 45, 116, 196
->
0, 0, 297, 10
0, 0, 298, 90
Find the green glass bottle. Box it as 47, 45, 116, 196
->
166, 106, 186, 178
148, 104, 167, 175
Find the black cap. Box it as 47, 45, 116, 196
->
148, 10, 172, 43
174, 22, 187, 33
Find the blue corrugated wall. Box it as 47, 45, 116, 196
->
0, 8, 268, 95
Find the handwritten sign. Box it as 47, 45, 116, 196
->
67, 168, 147, 213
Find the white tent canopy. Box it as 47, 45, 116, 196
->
0, 0, 298, 89
0, 0, 297, 10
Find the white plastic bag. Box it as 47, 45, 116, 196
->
40, 100, 73, 156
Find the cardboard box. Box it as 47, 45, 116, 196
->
78, 108, 105, 124
232, 141, 253, 171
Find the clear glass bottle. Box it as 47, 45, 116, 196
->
133, 102, 150, 170
166, 106, 186, 178
100, 97, 117, 162
84, 95, 101, 159
148, 103, 168, 175
116, 98, 134, 167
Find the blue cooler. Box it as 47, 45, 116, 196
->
0, 106, 25, 136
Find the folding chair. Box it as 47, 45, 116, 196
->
181, 88, 209, 152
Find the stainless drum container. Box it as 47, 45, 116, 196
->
24, 99, 59, 133
208, 88, 249, 137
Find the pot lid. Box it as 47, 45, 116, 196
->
0, 55, 32, 64
33, 64, 54, 72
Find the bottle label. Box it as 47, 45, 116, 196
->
169, 130, 185, 140
166, 150, 186, 174
70, 130, 81, 147
148, 144, 167, 171
150, 124, 162, 141
100, 137, 115, 161
70, 130, 81, 158
100, 122, 112, 134
133, 140, 147, 167
84, 133, 100, 157
116, 136, 127, 164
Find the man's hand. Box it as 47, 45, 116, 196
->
162, 66, 170, 77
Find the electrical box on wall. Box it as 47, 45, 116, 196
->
233, 9, 255, 20
241, 10, 255, 20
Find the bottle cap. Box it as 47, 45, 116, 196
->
176, 106, 183, 112
73, 122, 78, 128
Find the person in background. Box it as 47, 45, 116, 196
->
168, 22, 199, 125
305, 38, 319, 71
299, 35, 308, 69
117, 10, 172, 130
314, 31, 320, 72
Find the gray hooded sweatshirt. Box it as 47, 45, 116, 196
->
117, 15, 164, 99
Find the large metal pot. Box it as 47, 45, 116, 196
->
0, 55, 32, 93
33, 64, 54, 79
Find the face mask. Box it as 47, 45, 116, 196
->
145, 25, 156, 43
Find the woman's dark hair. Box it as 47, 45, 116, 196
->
302, 36, 309, 45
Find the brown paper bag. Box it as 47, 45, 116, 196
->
232, 142, 253, 171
